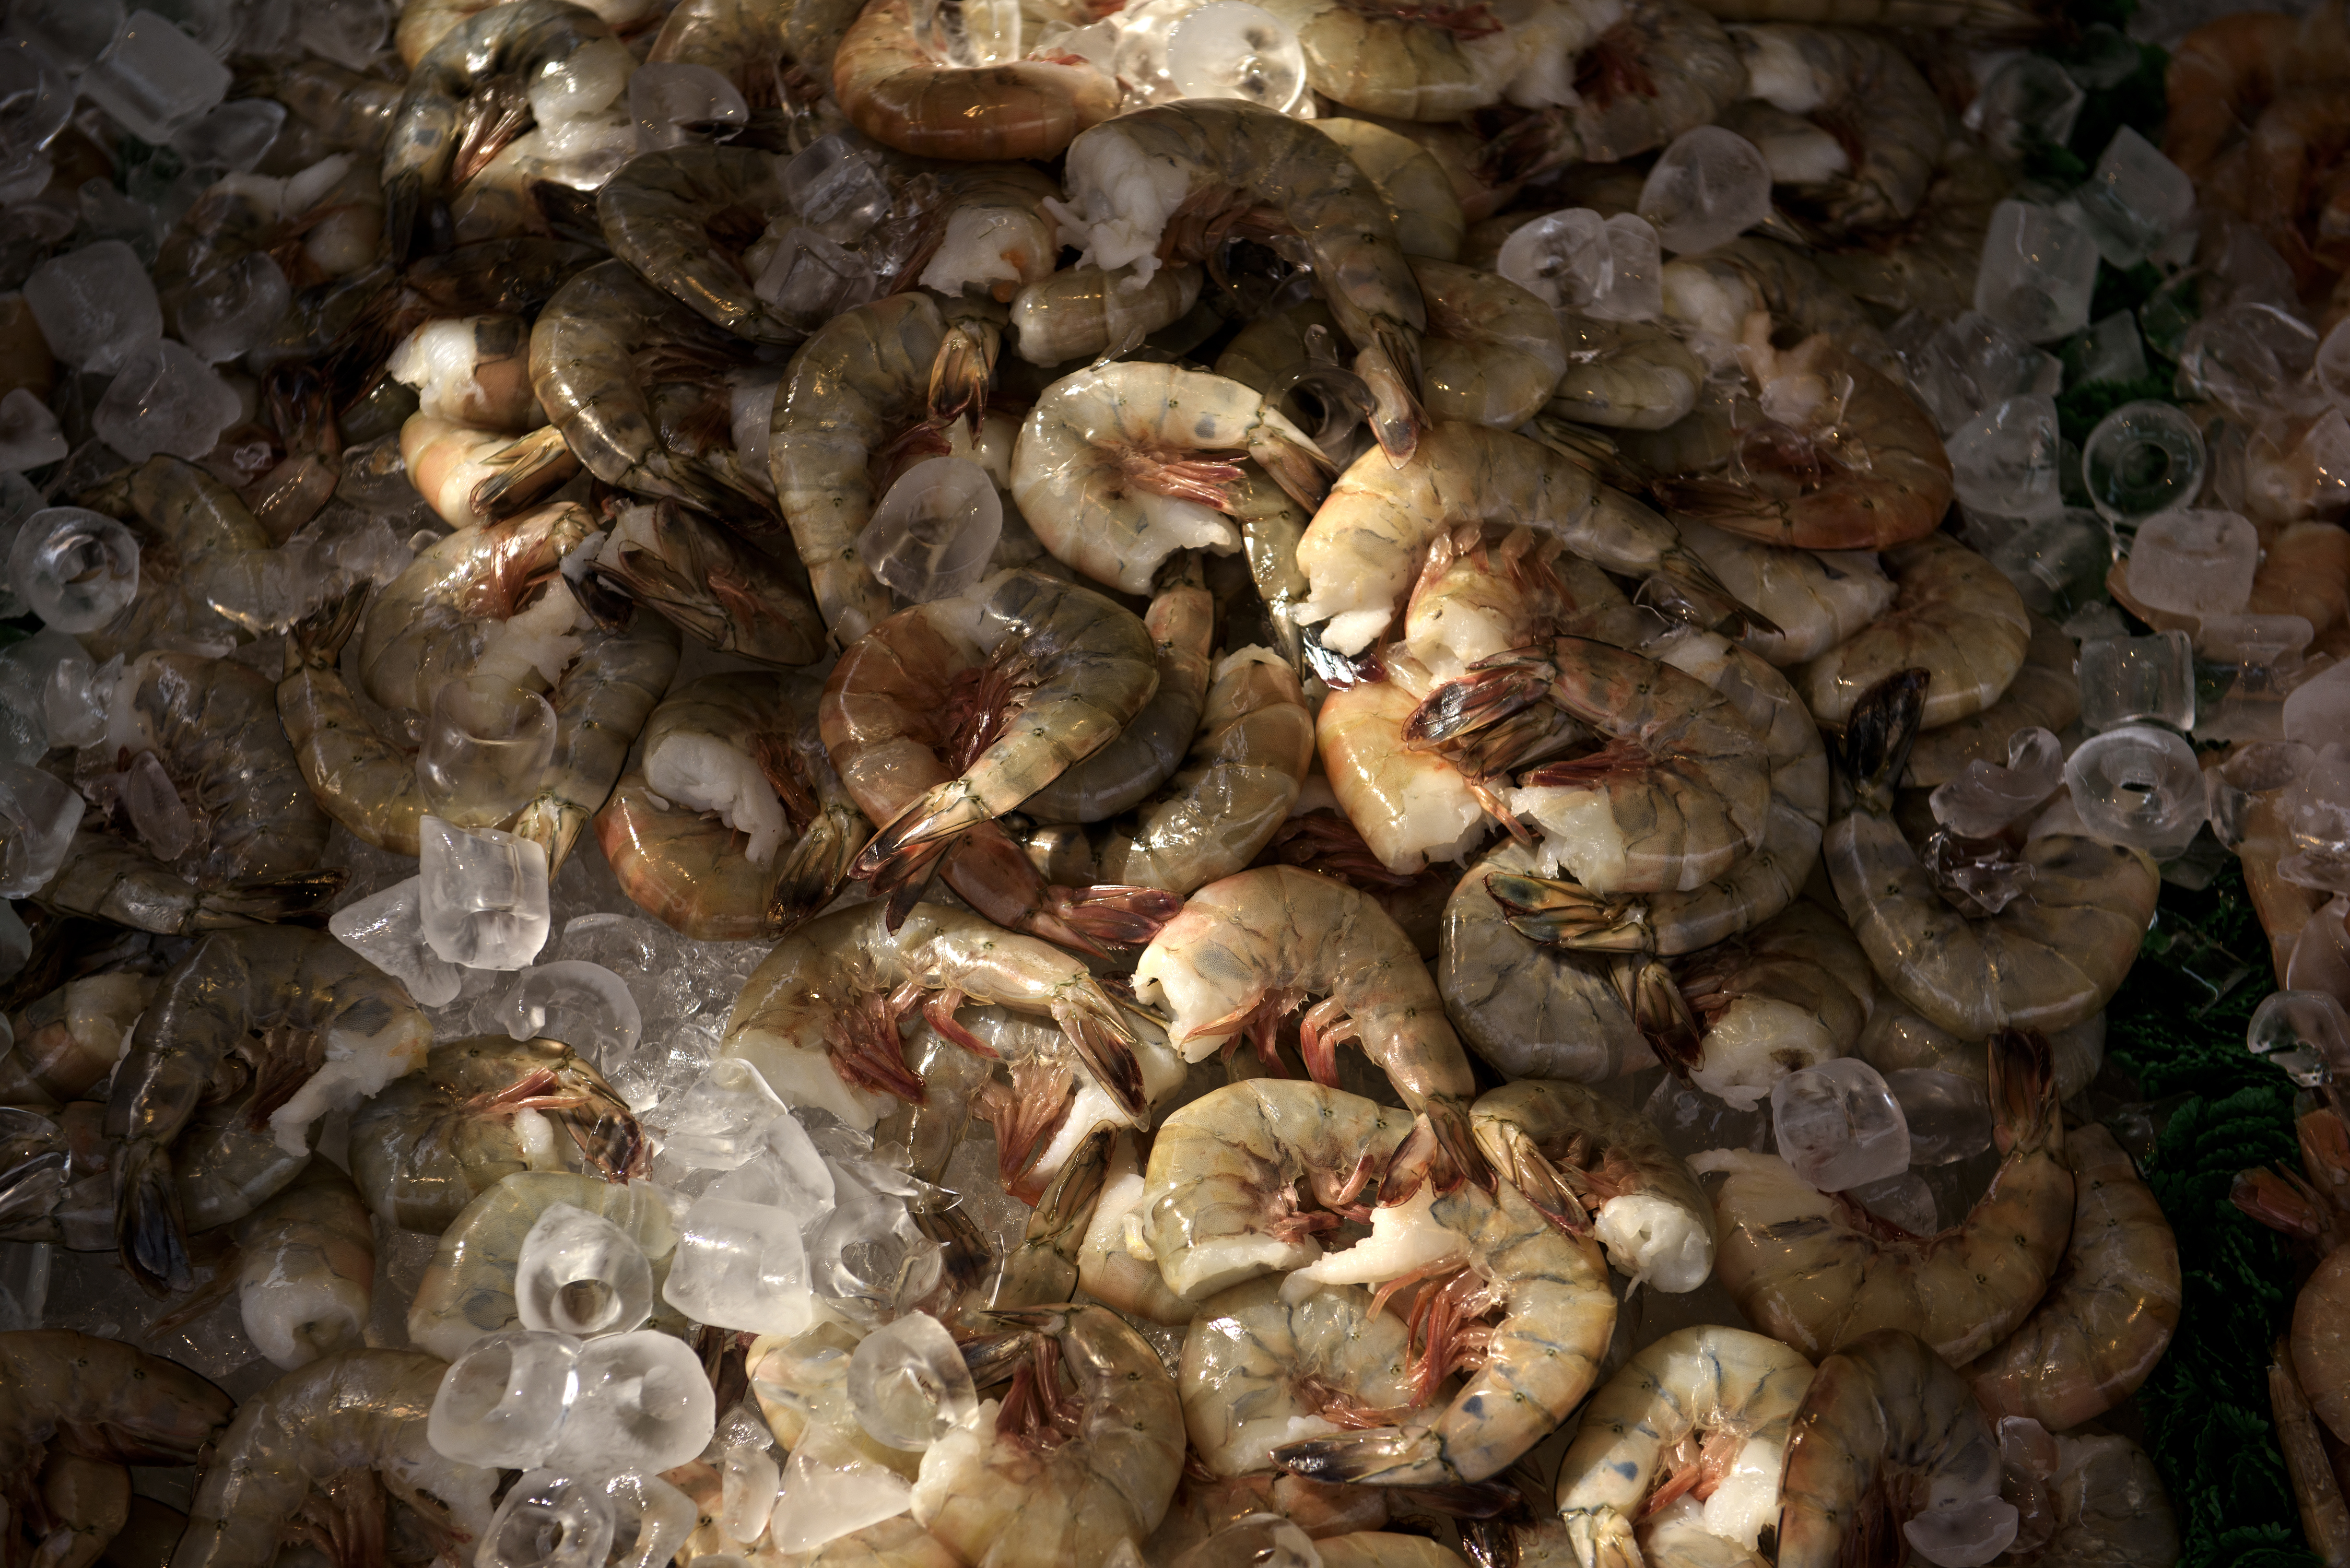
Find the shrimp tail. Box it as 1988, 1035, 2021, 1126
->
383, 171, 422, 263
1275, 1423, 1460, 1488
1621, 956, 1705, 1075
2234, 1166, 2338, 1247
1426, 1096, 1496, 1193
1403, 655, 1556, 750
929, 322, 994, 430
1837, 667, 1930, 809
471, 425, 582, 520
912, 1201, 997, 1296
198, 870, 351, 928
1358, 320, 1426, 467
1984, 1028, 2060, 1153
115, 1139, 194, 1297
1248, 415, 1338, 513
1032, 883, 1183, 952
287, 584, 371, 673
855, 780, 993, 888
768, 808, 865, 933
1641, 550, 1780, 639
1483, 872, 1653, 953
1057, 993, 1150, 1122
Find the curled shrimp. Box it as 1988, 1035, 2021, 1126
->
0, 974, 151, 1111
1696, 1030, 2072, 1365
1671, 514, 1895, 668
1315, 663, 1489, 878
215, 1160, 377, 1373
596, 146, 798, 346
1318, 120, 1465, 263
1901, 611, 2078, 789
1672, 897, 1874, 1110
1544, 312, 1707, 432
1965, 1122, 2182, 1433
1050, 101, 1429, 461
1797, 534, 2030, 732
1728, 22, 1945, 234
0, 1331, 231, 1483
1133, 865, 1488, 1181
1485, 0, 1746, 180
1020, 581, 1216, 824
387, 313, 541, 432
506, 603, 683, 877
1, 1096, 314, 1256
401, 412, 581, 528
1179, 1277, 1418, 1478
1008, 264, 1204, 366
589, 501, 826, 668
833, 0, 1118, 161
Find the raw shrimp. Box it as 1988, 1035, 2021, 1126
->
347, 1035, 645, 1234
831, 0, 1117, 161
719, 899, 1152, 1135
400, 412, 581, 527
225, 1160, 377, 1372
1552, 1326, 1815, 1567
2166, 6, 2350, 185
909, 1306, 1184, 1567
1008, 362, 1333, 597
387, 314, 543, 431
1, 1097, 315, 1255
1179, 1276, 1418, 1477
254, 59, 404, 152
1470, 1078, 1716, 1290
991, 1126, 1114, 1310
1008, 264, 1204, 366
1141, 1079, 1615, 1484
1796, 535, 2031, 731
72, 456, 272, 663
1142, 1473, 1390, 1561
1133, 866, 1487, 1180
1771, 1329, 2008, 1568
275, 588, 435, 859
1020, 582, 1215, 823
1728, 23, 1945, 234
520, 258, 776, 520
1545, 313, 1707, 431
106, 928, 429, 1293
1901, 611, 2079, 789
1671, 898, 1874, 1110
1050, 101, 1429, 462
1696, 1030, 2072, 1365
24, 1453, 129, 1568
0, 974, 151, 1111
2025, 1432, 2182, 1567
645, 0, 786, 99
596, 145, 798, 345
1295, 421, 1737, 655
1416, 261, 1572, 428
1317, 120, 1466, 262
1813, 149, 2009, 323
1858, 989, 2106, 1103
1659, 238, 1896, 377
589, 501, 827, 668
1074, 1130, 1197, 1326
597, 673, 866, 942
1825, 672, 2158, 1039
0, 1331, 231, 1480
1401, 524, 1638, 689
912, 165, 1068, 302
169, 1350, 498, 1568
769, 291, 983, 643
1671, 515, 1895, 667
507, 607, 682, 876
1965, 1123, 2182, 1433
405, 1170, 677, 1360
1315, 670, 1488, 878
1484, 0, 1746, 178
1241, 0, 1550, 121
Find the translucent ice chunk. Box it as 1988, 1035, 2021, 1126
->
1164, 1, 1302, 110
857, 456, 1001, 604
1929, 726, 2064, 837
330, 876, 465, 1008
603, 1474, 698, 1568
1964, 54, 2082, 160
2288, 660, 2350, 747
2081, 401, 2205, 525
662, 1197, 818, 1337
177, 251, 291, 363
780, 135, 892, 243
0, 390, 63, 473
1883, 1067, 1993, 1166
2071, 127, 2195, 269
2176, 300, 2317, 421
8, 0, 125, 73
9, 508, 135, 635
2077, 630, 2193, 733
296, 0, 390, 70
627, 61, 747, 152
755, 227, 873, 331
499, 960, 643, 1062
418, 816, 552, 970
80, 10, 230, 143
2123, 508, 2259, 618
40, 645, 109, 751
911, 0, 1019, 66
1947, 394, 2062, 517
546, 1328, 716, 1475
1594, 214, 1662, 322
1975, 202, 2100, 344
416, 674, 558, 828
651, 1058, 791, 1172
2063, 724, 2206, 853
24, 241, 161, 373
1898, 310, 2062, 437
1847, 1170, 1937, 1234
1167, 1516, 1318, 1568
121, 749, 192, 860
2249, 989, 2350, 1082
0, 760, 79, 895
172, 98, 285, 174
1905, 1496, 2019, 1568
478, 1471, 615, 1568
90, 338, 240, 462
1496, 208, 1608, 311
764, 1421, 915, 1553
714, 1114, 837, 1215
0, 40, 68, 172
1771, 1058, 1910, 1192
848, 1311, 978, 1451
1986, 508, 2113, 619
2064, 310, 2148, 388
429, 1328, 583, 1470
516, 1202, 654, 1340
1638, 126, 1771, 256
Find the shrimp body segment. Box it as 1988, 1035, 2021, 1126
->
833, 0, 1118, 162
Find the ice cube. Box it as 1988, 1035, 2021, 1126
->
1965, 54, 2084, 160
2123, 507, 2259, 618
650, 1058, 792, 1172
0, 390, 63, 474
515, 1201, 654, 1340
1496, 208, 1609, 312
847, 1311, 979, 1451
1159, 0, 1301, 109
7, 0, 124, 72
714, 1114, 838, 1215
0, 39, 68, 173
1882, 1068, 1994, 1165
477, 1470, 615, 1568
1975, 201, 2101, 343
780, 135, 892, 243
329, 876, 466, 1007
546, 1328, 715, 1475
2177, 300, 2319, 421
1846, 1170, 1938, 1234
10, 508, 137, 634
177, 251, 291, 363
429, 1328, 584, 1469
2063, 723, 2206, 853
171, 98, 284, 173
603, 1474, 698, 1568
416, 674, 558, 829
1904, 1496, 2019, 1568
24, 241, 161, 373
120, 749, 191, 860
498, 960, 642, 1063
1986, 508, 2113, 619
2207, 738, 2314, 847
764, 1421, 915, 1554
755, 227, 874, 331
857, 456, 1001, 604
1770, 1057, 1910, 1192
0, 760, 80, 895
1900, 310, 2063, 437
2277, 750, 2350, 891
1929, 726, 2064, 837
662, 1196, 818, 1337
716, 1404, 782, 1543
2077, 630, 2194, 732
627, 61, 748, 152
1946, 394, 2063, 517
910, 0, 1019, 65
417, 816, 552, 970
2064, 311, 2148, 387
2071, 127, 2196, 269
79, 11, 231, 144
2288, 661, 2350, 748
2249, 990, 2350, 1079
1638, 126, 1771, 257
2079, 400, 2205, 525
296, 0, 389, 70
90, 338, 240, 462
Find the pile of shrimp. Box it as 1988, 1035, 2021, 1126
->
43, 0, 2350, 1559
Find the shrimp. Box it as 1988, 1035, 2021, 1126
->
1964, 1123, 2182, 1433
70, 456, 273, 663
1050, 101, 1429, 463
719, 899, 1153, 1137
909, 1306, 1184, 1568
1858, 987, 2107, 1104
1796, 535, 2031, 732
2028, 1431, 2181, 1568
1413, 260, 1573, 430
913, 165, 1068, 303
1074, 1130, 1197, 1327
1771, 1329, 2009, 1568
24, 1453, 130, 1568
1552, 1326, 1816, 1567
596, 146, 798, 346
1133, 866, 1488, 1181
169, 1350, 499, 1568
1019, 582, 1216, 823
519, 258, 776, 521
1007, 362, 1333, 597
590, 501, 827, 668
399, 412, 581, 529
1659, 238, 1896, 376
347, 1035, 645, 1234
597, 673, 867, 942
1813, 149, 2009, 323
507, 605, 683, 876
254, 59, 404, 153
0, 974, 152, 1111
1316, 669, 1490, 879
1471, 1078, 1716, 1290
1727, 23, 1944, 234
1671, 898, 1874, 1110
1008, 264, 1204, 366
0, 1331, 231, 1482
1240, 0, 1553, 121
1545, 313, 1707, 432
1670, 515, 1895, 667
1824, 671, 2158, 1040
831, 0, 1117, 161
1483, 0, 1746, 179
223, 1160, 377, 1372
1, 1096, 315, 1255
987, 1125, 1115, 1311
1295, 422, 1739, 655
405, 1170, 677, 1360
1179, 1277, 1418, 1477
1696, 1030, 2072, 1365
643, 0, 785, 100
1901, 611, 2079, 789
386, 314, 543, 432
1317, 120, 1466, 263
274, 590, 436, 860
